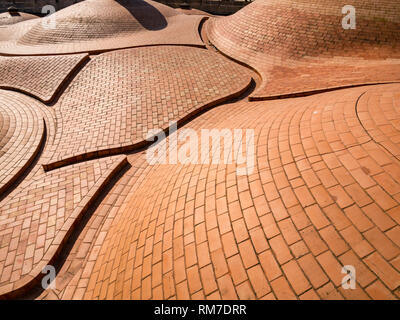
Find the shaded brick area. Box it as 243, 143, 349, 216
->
0, 90, 45, 196
0, 54, 88, 102
56, 84, 400, 300
0, 0, 206, 55
207, 0, 400, 99
0, 155, 127, 298
45, 46, 252, 170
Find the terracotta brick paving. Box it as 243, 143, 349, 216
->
0, 90, 45, 196
44, 46, 252, 170
0, 54, 88, 102
207, 0, 400, 99
0, 0, 399, 301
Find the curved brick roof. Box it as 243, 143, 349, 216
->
207, 0, 400, 99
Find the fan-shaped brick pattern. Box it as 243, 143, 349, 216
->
0, 0, 206, 55
0, 90, 45, 196
0, 54, 88, 102
207, 0, 400, 99
0, 155, 127, 298
68, 84, 400, 300
44, 46, 252, 170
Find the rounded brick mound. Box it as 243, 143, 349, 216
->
44, 45, 252, 170
0, 154, 127, 298
207, 0, 400, 99
0, 19, 37, 43
0, 90, 45, 196
0, 0, 205, 54
0, 11, 37, 26
357, 87, 400, 161
0, 54, 88, 102
71, 84, 400, 300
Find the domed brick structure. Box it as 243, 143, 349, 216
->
207, 0, 400, 99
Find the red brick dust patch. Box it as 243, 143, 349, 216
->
0, 90, 45, 196
207, 0, 400, 99
0, 54, 88, 103
0, 155, 128, 298
44, 45, 252, 170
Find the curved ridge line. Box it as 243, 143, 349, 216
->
42, 77, 255, 172
206, 23, 263, 90
0, 54, 90, 104
0, 118, 46, 203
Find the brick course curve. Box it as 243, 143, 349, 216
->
44, 83, 400, 300
0, 155, 127, 298
0, 0, 206, 55
0, 90, 45, 196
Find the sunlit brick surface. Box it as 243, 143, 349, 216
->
0, 54, 88, 102
0, 11, 37, 26
207, 0, 400, 99
44, 46, 252, 169
38, 84, 400, 300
